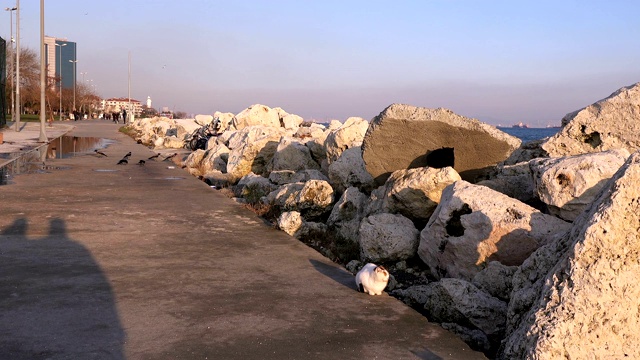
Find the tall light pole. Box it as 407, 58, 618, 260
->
5, 6, 17, 123
38, 0, 46, 142
69, 59, 77, 111
55, 42, 66, 120
14, 0, 20, 131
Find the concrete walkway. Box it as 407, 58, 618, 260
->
0, 120, 486, 359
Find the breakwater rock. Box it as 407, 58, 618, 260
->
127, 87, 640, 358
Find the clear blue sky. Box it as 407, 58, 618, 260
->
7, 0, 640, 126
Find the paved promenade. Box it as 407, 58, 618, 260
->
0, 120, 486, 359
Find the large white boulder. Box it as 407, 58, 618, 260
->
359, 213, 419, 262
324, 117, 370, 164
183, 149, 207, 176
213, 111, 235, 132
422, 279, 507, 350
327, 147, 375, 194
200, 143, 230, 174
225, 126, 287, 181
327, 187, 369, 243
232, 104, 281, 130
268, 169, 328, 186
362, 104, 521, 185
418, 181, 571, 281
374, 166, 461, 222
235, 172, 277, 204
500, 151, 640, 360
294, 180, 335, 219
530, 148, 630, 221
542, 82, 640, 157
267, 137, 320, 173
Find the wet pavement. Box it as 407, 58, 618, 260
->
0, 120, 487, 359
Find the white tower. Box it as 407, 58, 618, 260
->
147, 96, 152, 108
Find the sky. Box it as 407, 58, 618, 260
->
6, 0, 640, 127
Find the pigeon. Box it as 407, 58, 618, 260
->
123, 151, 132, 159
163, 153, 178, 161
148, 153, 161, 160
94, 149, 108, 157
138, 160, 146, 166
117, 159, 128, 165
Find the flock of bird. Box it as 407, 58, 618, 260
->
93, 149, 178, 166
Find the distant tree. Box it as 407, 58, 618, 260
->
5, 47, 40, 113
174, 111, 187, 119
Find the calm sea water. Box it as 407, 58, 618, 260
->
498, 127, 560, 142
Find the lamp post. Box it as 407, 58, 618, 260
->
38, 0, 46, 142
5, 6, 17, 124
69, 59, 77, 111
55, 42, 66, 120
14, 0, 20, 131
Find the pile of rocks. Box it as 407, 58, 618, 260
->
126, 82, 640, 359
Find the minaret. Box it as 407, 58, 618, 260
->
147, 96, 152, 108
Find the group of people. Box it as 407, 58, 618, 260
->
104, 109, 128, 124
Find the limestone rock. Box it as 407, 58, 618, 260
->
268, 137, 320, 173
362, 104, 521, 185
277, 211, 303, 236
530, 148, 630, 221
268, 169, 328, 186
471, 261, 517, 302
200, 143, 230, 174
162, 136, 185, 149
235, 172, 277, 204
232, 104, 281, 130
327, 187, 369, 243
225, 126, 286, 181
477, 162, 537, 204
213, 111, 235, 132
183, 149, 207, 176
195, 114, 214, 124
502, 138, 549, 165
263, 183, 306, 209
377, 166, 461, 223
500, 151, 640, 360
542, 82, 640, 157
327, 147, 375, 194
423, 278, 507, 341
359, 213, 419, 262
418, 180, 571, 281
324, 117, 369, 163
294, 180, 335, 219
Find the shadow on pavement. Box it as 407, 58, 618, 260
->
0, 217, 125, 359
309, 258, 356, 291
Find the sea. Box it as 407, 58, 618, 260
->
498, 127, 561, 142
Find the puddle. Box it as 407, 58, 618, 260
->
45, 136, 115, 159
93, 169, 119, 172
163, 177, 185, 180
0, 136, 114, 185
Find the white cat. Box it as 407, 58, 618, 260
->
355, 263, 389, 295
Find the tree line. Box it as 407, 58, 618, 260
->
5, 46, 100, 116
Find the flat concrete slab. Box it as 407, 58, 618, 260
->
0, 120, 487, 359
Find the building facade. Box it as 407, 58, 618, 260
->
44, 36, 76, 89
102, 97, 143, 116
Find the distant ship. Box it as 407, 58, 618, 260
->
512, 122, 529, 128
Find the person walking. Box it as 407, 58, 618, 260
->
122, 109, 128, 125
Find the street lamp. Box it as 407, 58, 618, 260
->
55, 42, 66, 120
69, 59, 78, 111
5, 6, 17, 124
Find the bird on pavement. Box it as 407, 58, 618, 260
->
123, 151, 132, 160
117, 159, 128, 165
163, 153, 178, 161
94, 149, 108, 157
138, 160, 146, 166
148, 153, 161, 160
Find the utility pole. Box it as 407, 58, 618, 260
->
39, 0, 46, 142
14, 0, 20, 131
